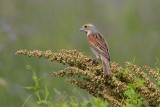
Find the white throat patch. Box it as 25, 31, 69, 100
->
87, 30, 91, 36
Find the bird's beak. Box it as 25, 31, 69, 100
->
79, 27, 85, 31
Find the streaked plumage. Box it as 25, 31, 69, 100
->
79, 24, 112, 77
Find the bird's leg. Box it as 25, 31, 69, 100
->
89, 56, 98, 65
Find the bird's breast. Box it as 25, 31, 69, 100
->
88, 34, 96, 42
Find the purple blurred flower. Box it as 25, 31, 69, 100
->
1, 18, 10, 32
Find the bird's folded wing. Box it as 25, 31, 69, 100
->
88, 33, 110, 61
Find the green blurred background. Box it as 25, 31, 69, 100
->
0, 0, 160, 106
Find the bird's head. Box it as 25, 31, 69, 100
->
79, 24, 97, 34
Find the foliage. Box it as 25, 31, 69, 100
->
22, 65, 49, 107
23, 64, 109, 107
16, 49, 160, 107
123, 78, 145, 106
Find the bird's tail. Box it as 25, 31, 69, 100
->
101, 56, 112, 77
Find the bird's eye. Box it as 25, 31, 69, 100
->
84, 25, 87, 28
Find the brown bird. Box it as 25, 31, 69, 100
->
79, 24, 112, 77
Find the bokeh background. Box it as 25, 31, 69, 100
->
0, 0, 160, 106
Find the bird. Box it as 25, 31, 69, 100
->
79, 24, 112, 77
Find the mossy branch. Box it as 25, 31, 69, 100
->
16, 49, 160, 107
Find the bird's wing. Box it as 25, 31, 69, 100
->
88, 33, 110, 61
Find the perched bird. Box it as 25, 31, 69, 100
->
79, 24, 112, 77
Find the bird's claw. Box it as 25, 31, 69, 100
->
89, 56, 97, 65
